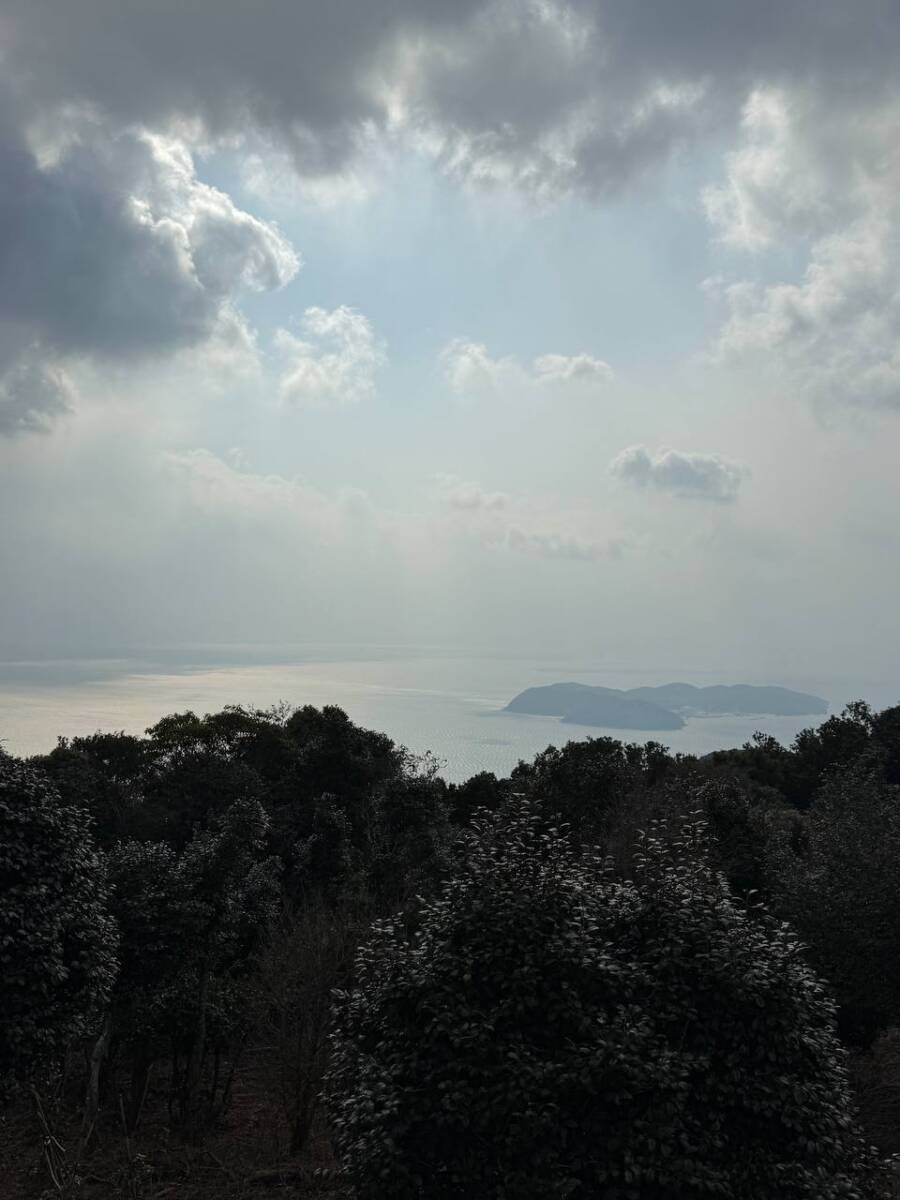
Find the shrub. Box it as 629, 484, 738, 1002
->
327, 800, 883, 1199
0, 754, 117, 1089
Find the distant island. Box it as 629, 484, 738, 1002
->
504, 682, 829, 732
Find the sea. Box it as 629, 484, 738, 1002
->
1, 645, 897, 784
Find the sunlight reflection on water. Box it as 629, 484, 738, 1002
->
0, 648, 894, 783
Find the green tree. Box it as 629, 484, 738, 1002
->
0, 754, 117, 1089
328, 800, 882, 1200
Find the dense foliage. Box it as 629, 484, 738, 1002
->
773, 755, 900, 1045
0, 753, 117, 1089
3, 697, 900, 1195
327, 802, 879, 1200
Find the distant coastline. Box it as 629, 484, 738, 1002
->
505, 681, 829, 732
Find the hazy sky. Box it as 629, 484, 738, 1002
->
2, 1, 900, 683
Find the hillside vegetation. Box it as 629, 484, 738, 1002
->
2, 698, 900, 1197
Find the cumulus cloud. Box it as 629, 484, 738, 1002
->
698, 75, 900, 413
702, 90, 832, 253
610, 445, 744, 502
436, 473, 508, 510
712, 216, 900, 409
3, 1, 550, 189
275, 306, 386, 407
3, 0, 899, 425
709, 181, 900, 410
0, 113, 298, 434
402, 1, 897, 198
4, 0, 899, 202
0, 121, 298, 357
441, 339, 612, 396
532, 352, 613, 385
440, 340, 515, 394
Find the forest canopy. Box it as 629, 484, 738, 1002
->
1, 698, 900, 1197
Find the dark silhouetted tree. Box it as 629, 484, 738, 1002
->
772, 754, 900, 1045
0, 754, 117, 1090
106, 797, 279, 1136
328, 800, 882, 1200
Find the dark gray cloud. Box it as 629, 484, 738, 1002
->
0, 0, 484, 174
610, 444, 744, 502
0, 117, 296, 358
3, 1, 896, 192
0, 102, 297, 433
414, 0, 900, 195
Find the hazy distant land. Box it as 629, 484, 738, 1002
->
505, 682, 829, 731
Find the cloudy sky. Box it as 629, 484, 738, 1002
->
2, 0, 899, 684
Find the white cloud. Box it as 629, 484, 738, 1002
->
436, 473, 508, 510
440, 340, 518, 394
532, 352, 613, 385
165, 448, 379, 548
610, 445, 744, 503
702, 89, 831, 253
505, 525, 624, 562
712, 207, 900, 410
0, 116, 299, 435
433, 472, 626, 565
702, 81, 900, 412
441, 339, 613, 396
0, 351, 75, 436
167, 448, 330, 517
275, 306, 386, 407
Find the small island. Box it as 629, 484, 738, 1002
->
505, 681, 828, 731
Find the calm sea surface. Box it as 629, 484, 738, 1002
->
1, 646, 896, 783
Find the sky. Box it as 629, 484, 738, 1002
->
2, 0, 900, 686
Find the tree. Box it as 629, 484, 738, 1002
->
787, 702, 874, 808
701, 730, 796, 806
254, 896, 362, 1155
871, 704, 900, 785
29, 731, 149, 848
327, 800, 882, 1200
0, 754, 117, 1090
771, 754, 900, 1045
142, 711, 266, 849
509, 736, 638, 840
447, 771, 507, 827
106, 796, 280, 1136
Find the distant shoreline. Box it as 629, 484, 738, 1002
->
505, 681, 829, 732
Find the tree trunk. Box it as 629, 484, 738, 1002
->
81, 1014, 112, 1140
125, 1041, 152, 1134
181, 961, 210, 1143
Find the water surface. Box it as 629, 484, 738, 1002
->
0, 646, 893, 782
